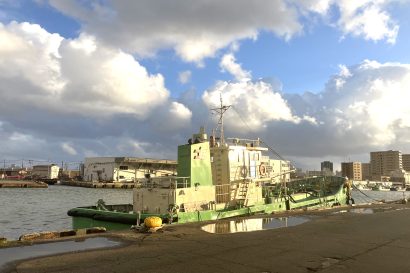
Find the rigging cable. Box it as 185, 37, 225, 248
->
351, 182, 386, 203
231, 105, 287, 161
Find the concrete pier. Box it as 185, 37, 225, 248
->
7, 203, 410, 273
0, 180, 47, 188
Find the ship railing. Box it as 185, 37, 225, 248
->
262, 176, 345, 198
139, 176, 191, 189
226, 137, 261, 147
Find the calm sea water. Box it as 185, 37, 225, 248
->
1, 186, 409, 240
352, 189, 410, 204
0, 185, 132, 239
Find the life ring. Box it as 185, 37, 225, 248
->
240, 166, 248, 178
259, 164, 266, 176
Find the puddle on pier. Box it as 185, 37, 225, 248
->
334, 207, 400, 214
202, 217, 310, 234
0, 237, 120, 270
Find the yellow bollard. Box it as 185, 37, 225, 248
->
144, 216, 162, 228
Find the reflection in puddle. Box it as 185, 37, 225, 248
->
349, 207, 404, 214
349, 208, 375, 214
202, 217, 309, 234
0, 237, 120, 270
333, 207, 397, 215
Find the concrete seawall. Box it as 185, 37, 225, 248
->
0, 180, 47, 188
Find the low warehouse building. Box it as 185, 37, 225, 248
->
83, 157, 177, 182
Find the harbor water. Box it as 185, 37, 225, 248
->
0, 185, 132, 240
0, 185, 409, 240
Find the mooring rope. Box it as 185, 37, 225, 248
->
351, 182, 386, 203
351, 183, 409, 204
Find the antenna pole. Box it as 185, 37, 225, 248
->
210, 94, 231, 145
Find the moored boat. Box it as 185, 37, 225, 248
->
68, 100, 349, 229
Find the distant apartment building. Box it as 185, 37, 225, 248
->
361, 163, 371, 180
403, 154, 410, 172
370, 150, 402, 180
341, 162, 362, 181
320, 161, 333, 175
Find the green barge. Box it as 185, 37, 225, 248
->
68, 101, 350, 230
69, 175, 348, 229
68, 132, 349, 229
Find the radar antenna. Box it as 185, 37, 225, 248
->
210, 94, 231, 146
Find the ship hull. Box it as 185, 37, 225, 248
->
68, 182, 347, 230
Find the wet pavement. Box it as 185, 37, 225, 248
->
0, 237, 120, 271
201, 216, 310, 234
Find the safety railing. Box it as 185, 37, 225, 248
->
138, 176, 191, 189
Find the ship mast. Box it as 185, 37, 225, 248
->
210, 94, 231, 146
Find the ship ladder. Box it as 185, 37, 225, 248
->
238, 181, 250, 207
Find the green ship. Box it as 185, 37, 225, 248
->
68, 101, 350, 230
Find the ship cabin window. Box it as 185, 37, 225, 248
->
119, 165, 128, 170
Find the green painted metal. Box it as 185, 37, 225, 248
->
67, 207, 169, 224
176, 144, 191, 186
72, 216, 131, 231
177, 142, 213, 187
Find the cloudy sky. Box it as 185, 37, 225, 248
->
1, 0, 410, 171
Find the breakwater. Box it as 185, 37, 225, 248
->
0, 180, 47, 188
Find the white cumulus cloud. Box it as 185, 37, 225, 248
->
220, 53, 251, 82
297, 0, 400, 44
47, 0, 303, 63
0, 21, 193, 162
281, 59, 410, 169
203, 80, 302, 132
0, 21, 184, 121
43, 0, 403, 66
